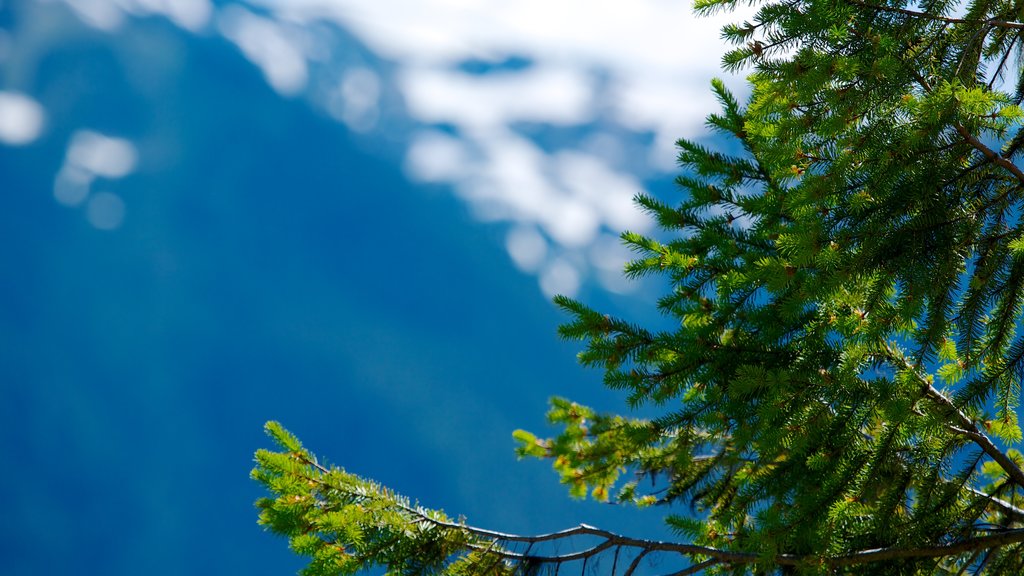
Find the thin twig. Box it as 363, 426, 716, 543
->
623, 550, 650, 576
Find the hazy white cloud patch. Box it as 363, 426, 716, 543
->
404, 126, 647, 294
0, 92, 46, 146
554, 151, 648, 232
400, 65, 593, 129
542, 196, 602, 248
505, 226, 548, 273
50, 0, 751, 294
62, 0, 126, 30
53, 130, 138, 229
218, 5, 309, 96
539, 258, 581, 299
404, 131, 474, 183
131, 0, 212, 31
613, 73, 724, 169
327, 67, 381, 132
66, 130, 138, 178
403, 124, 645, 295
58, 0, 212, 31
276, 0, 746, 295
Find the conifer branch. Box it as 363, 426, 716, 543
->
430, 514, 1024, 568
953, 123, 1024, 188
879, 342, 1024, 489
843, 0, 1024, 30
967, 487, 1024, 524
922, 383, 1024, 489
910, 67, 1024, 189
260, 438, 1024, 573
451, 521, 1024, 568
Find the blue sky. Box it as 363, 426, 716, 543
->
0, 2, 746, 574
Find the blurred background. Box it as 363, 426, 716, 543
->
0, 1, 744, 574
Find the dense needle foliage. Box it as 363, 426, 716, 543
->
253, 0, 1024, 573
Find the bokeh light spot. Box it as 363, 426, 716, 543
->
85, 192, 126, 230
505, 226, 548, 273
53, 166, 94, 207
67, 131, 138, 178
539, 258, 580, 298
0, 91, 45, 146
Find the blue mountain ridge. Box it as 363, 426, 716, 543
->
0, 9, 675, 576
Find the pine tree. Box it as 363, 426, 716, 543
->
251, 0, 1024, 573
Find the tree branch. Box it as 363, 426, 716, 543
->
877, 343, 1024, 489
922, 383, 1024, 489
953, 123, 1024, 189
967, 487, 1024, 524
623, 549, 649, 576
825, 529, 1024, 566
843, 0, 1024, 30
295, 452, 1024, 571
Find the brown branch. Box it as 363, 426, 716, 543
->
905, 65, 1024, 192
445, 521, 755, 563
286, 448, 1024, 572
953, 123, 1024, 188
465, 540, 618, 564
824, 529, 1024, 566
623, 550, 649, 576
877, 343, 1024, 490
922, 383, 1024, 489
466, 523, 1024, 567
844, 0, 1024, 30
967, 487, 1024, 524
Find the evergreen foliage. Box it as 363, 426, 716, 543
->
252, 0, 1024, 572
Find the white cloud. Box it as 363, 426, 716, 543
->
275, 0, 743, 290
612, 72, 723, 169
590, 233, 637, 293
218, 5, 309, 96
51, 0, 750, 294
400, 65, 593, 129
539, 258, 581, 298
505, 226, 548, 273
52, 130, 138, 227
61, 0, 213, 31
326, 67, 381, 132
404, 131, 473, 183
63, 0, 126, 30
66, 130, 138, 178
0, 92, 45, 146
261, 0, 740, 76
540, 196, 601, 248
554, 151, 647, 231
131, 0, 213, 32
